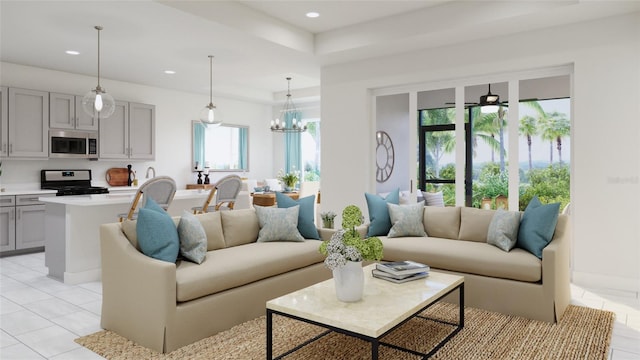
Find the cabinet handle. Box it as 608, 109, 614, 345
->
20, 197, 40, 202
10, 209, 15, 221
0, 198, 11, 203
16, 208, 20, 221
2, 143, 6, 153
9, 143, 12, 154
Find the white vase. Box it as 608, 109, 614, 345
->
332, 261, 364, 302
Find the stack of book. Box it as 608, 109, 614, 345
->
372, 261, 430, 283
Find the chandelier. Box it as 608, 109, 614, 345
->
200, 55, 221, 126
82, 26, 115, 118
271, 77, 307, 133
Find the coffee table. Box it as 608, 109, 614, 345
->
266, 264, 464, 359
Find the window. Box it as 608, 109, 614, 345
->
301, 119, 321, 181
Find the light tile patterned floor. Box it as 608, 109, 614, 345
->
0, 252, 638, 359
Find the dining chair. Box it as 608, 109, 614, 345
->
118, 176, 177, 222
192, 174, 242, 214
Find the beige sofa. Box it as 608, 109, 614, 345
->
100, 209, 330, 353
100, 205, 570, 353
377, 206, 571, 324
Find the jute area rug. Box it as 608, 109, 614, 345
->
76, 304, 614, 360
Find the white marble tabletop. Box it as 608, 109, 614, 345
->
266, 264, 464, 338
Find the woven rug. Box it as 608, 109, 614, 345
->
76, 304, 614, 359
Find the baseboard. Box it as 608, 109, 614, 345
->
62, 268, 102, 285
572, 271, 639, 293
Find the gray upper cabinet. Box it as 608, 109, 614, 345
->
99, 100, 129, 159
0, 87, 8, 157
99, 101, 155, 160
129, 102, 155, 160
7, 88, 49, 158
49, 92, 98, 131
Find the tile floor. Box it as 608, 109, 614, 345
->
0, 252, 639, 359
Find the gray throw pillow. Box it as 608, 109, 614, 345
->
254, 205, 304, 242
177, 210, 208, 264
387, 201, 427, 238
487, 208, 521, 252
422, 191, 445, 207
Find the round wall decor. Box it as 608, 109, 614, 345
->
375, 131, 395, 183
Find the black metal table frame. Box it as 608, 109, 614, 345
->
266, 282, 464, 360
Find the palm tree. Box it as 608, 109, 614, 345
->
421, 108, 456, 178
523, 100, 556, 164
547, 112, 570, 164
472, 107, 507, 172
519, 115, 538, 170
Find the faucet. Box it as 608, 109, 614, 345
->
145, 166, 156, 179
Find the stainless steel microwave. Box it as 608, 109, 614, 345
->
49, 130, 98, 159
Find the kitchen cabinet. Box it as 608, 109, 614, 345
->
49, 92, 98, 131
0, 194, 53, 255
0, 87, 7, 157
99, 101, 155, 160
7, 88, 49, 158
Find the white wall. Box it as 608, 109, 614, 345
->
321, 12, 640, 291
0, 62, 274, 189
375, 93, 409, 195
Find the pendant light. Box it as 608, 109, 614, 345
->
480, 84, 500, 113
270, 77, 307, 133
82, 26, 115, 118
200, 55, 221, 126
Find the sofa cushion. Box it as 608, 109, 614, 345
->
255, 205, 304, 242
177, 210, 207, 264
194, 212, 226, 251
365, 189, 400, 237
423, 206, 460, 239
458, 207, 496, 242
381, 236, 541, 283
487, 209, 521, 252
175, 241, 324, 302
276, 192, 320, 240
517, 196, 560, 259
220, 209, 260, 247
136, 198, 179, 263
387, 201, 426, 238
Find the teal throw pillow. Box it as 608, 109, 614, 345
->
387, 201, 427, 238
136, 198, 179, 263
177, 210, 207, 264
487, 209, 521, 252
254, 205, 304, 242
365, 189, 400, 237
516, 196, 560, 259
276, 192, 320, 239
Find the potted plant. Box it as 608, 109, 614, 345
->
320, 211, 337, 229
319, 205, 383, 302
277, 169, 299, 192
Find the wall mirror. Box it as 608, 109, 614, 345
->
192, 121, 249, 171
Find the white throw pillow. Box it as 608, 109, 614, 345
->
422, 191, 445, 207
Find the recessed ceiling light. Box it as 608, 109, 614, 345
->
164, 70, 176, 75
306, 12, 319, 18
65, 50, 80, 55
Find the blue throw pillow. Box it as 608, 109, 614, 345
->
275, 192, 320, 239
136, 198, 179, 263
365, 188, 400, 237
516, 196, 560, 259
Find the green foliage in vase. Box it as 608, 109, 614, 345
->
319, 205, 383, 270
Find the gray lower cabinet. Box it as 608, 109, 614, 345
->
0, 194, 53, 254
100, 101, 155, 160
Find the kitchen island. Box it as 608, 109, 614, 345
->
40, 190, 209, 284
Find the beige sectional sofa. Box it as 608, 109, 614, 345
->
100, 205, 570, 353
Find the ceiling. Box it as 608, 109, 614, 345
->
1, 1, 638, 104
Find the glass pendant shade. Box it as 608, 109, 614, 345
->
199, 103, 220, 126
82, 87, 115, 118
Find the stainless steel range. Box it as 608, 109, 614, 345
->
41, 169, 109, 196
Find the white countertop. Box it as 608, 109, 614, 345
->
0, 189, 58, 196
39, 189, 208, 206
